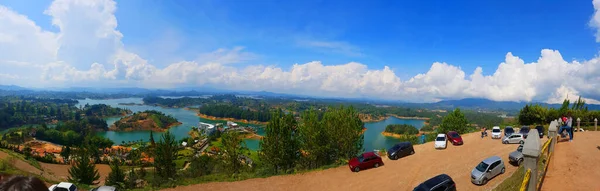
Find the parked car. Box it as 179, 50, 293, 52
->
387, 142, 415, 160
491, 126, 501, 139
471, 156, 506, 185
535, 126, 544, 138
413, 174, 457, 191
446, 131, 463, 145
508, 143, 524, 166
502, 133, 525, 144
49, 182, 77, 191
435, 134, 447, 149
348, 151, 383, 172
504, 126, 515, 137
519, 126, 530, 139
91, 186, 117, 191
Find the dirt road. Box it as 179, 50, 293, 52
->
164, 132, 527, 191
542, 131, 600, 191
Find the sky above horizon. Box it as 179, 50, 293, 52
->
1, 0, 600, 103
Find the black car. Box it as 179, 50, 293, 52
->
413, 174, 457, 191
535, 126, 544, 138
504, 126, 514, 137
387, 142, 415, 160
519, 126, 530, 139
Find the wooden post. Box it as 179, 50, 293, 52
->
595, 118, 598, 131
523, 129, 541, 191
577, 118, 580, 132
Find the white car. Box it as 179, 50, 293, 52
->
49, 182, 77, 191
491, 126, 501, 139
434, 134, 447, 149
502, 133, 525, 144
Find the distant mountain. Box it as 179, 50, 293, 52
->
0, 85, 28, 91
419, 98, 600, 113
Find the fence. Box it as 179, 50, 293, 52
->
520, 137, 553, 191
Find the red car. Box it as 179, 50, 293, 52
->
348, 151, 383, 172
446, 131, 463, 145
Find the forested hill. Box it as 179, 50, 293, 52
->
81, 104, 132, 117
112, 110, 180, 131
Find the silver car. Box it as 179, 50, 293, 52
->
502, 133, 524, 144
508, 143, 524, 166
471, 156, 506, 185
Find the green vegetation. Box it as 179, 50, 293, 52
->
493, 166, 525, 191
106, 159, 126, 189
420, 124, 435, 132
113, 110, 179, 131
153, 131, 178, 186
220, 131, 248, 175
384, 124, 419, 135
518, 97, 600, 125
437, 108, 470, 134
81, 104, 131, 117
260, 111, 298, 173
68, 147, 101, 185
198, 104, 272, 122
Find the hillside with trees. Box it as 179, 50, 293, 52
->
112, 110, 180, 131
81, 104, 131, 117
384, 124, 419, 135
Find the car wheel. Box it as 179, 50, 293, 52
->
410, 150, 415, 155
517, 158, 523, 166
519, 140, 524, 144
354, 167, 360, 172
501, 167, 505, 174
482, 178, 488, 185
374, 163, 380, 168
503, 140, 508, 144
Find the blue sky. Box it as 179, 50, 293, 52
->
1, 0, 600, 103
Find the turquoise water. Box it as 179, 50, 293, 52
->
77, 98, 425, 151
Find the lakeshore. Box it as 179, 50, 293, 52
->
196, 113, 268, 125
109, 122, 183, 132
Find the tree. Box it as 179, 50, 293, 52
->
68, 148, 100, 185
187, 155, 213, 177
126, 169, 138, 189
220, 131, 248, 174
153, 131, 178, 184
320, 106, 364, 161
260, 111, 299, 173
437, 108, 469, 134
149, 131, 155, 146
297, 109, 327, 169
105, 159, 126, 189
60, 146, 71, 163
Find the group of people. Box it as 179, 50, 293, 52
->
559, 113, 574, 142
0, 175, 48, 191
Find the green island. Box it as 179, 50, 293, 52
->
111, 110, 181, 132
384, 124, 419, 135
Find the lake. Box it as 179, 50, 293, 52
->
78, 98, 425, 151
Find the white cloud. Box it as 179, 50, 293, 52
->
590, 0, 600, 42
1, 0, 600, 104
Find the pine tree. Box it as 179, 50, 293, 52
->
437, 108, 469, 134
260, 110, 298, 173
126, 169, 138, 189
221, 131, 247, 174
68, 148, 100, 185
149, 131, 156, 146
153, 131, 177, 184
60, 146, 71, 163
105, 159, 126, 189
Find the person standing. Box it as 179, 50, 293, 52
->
567, 114, 573, 141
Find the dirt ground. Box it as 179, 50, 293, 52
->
163, 132, 531, 191
0, 150, 111, 185
542, 131, 600, 191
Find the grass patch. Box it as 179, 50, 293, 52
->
493, 166, 525, 191
178, 149, 194, 157
0, 148, 42, 170
174, 159, 187, 169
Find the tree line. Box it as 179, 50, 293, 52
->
198, 104, 272, 122
518, 97, 600, 125
384, 124, 419, 135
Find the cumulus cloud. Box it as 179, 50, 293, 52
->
1, 0, 600, 104
590, 0, 600, 42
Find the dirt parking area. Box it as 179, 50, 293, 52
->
542, 131, 600, 191
163, 132, 532, 191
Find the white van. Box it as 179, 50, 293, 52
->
491, 126, 501, 139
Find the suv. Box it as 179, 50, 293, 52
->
502, 133, 524, 144
49, 182, 77, 191
491, 126, 501, 139
504, 126, 515, 137
348, 151, 383, 172
387, 142, 415, 160
534, 126, 544, 138
508, 143, 524, 166
434, 134, 447, 149
446, 131, 463, 145
519, 126, 530, 139
471, 156, 506, 185
413, 174, 457, 191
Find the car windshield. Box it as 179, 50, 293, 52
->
492, 129, 501, 132
55, 188, 69, 191
505, 128, 514, 133
450, 133, 460, 138
391, 145, 401, 151
520, 128, 529, 132
357, 155, 365, 163
436, 137, 445, 141
475, 162, 489, 172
